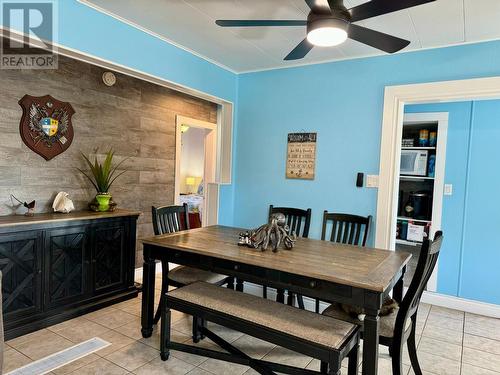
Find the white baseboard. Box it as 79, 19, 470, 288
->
134, 266, 500, 318
421, 291, 500, 318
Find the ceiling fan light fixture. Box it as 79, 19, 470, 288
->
307, 26, 347, 47
306, 17, 348, 47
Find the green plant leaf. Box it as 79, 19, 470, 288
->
77, 149, 128, 194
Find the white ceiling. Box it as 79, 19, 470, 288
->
81, 0, 500, 73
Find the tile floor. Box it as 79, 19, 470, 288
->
4, 274, 500, 375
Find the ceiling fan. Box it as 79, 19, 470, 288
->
216, 0, 435, 60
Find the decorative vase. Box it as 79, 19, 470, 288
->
95, 193, 112, 212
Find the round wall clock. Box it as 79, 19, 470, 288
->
102, 71, 117, 86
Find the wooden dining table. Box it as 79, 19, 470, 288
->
141, 225, 411, 375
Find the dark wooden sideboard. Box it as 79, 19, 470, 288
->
0, 209, 141, 340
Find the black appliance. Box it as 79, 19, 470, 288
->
404, 191, 432, 220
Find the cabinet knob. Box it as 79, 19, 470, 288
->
309, 280, 316, 288
234, 265, 239, 271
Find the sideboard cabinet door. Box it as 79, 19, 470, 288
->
92, 221, 127, 294
0, 231, 42, 320
44, 226, 89, 308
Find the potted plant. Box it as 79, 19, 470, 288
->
78, 150, 127, 212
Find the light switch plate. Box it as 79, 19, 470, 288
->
444, 184, 453, 196
366, 175, 379, 188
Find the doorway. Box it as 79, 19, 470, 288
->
376, 77, 500, 317
175, 115, 217, 227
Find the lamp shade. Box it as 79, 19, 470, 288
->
185, 177, 196, 186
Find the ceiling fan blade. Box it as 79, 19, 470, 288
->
304, 0, 332, 14
284, 38, 314, 60
348, 24, 410, 53
349, 0, 436, 22
216, 20, 306, 27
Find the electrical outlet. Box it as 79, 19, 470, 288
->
444, 184, 453, 196
366, 175, 379, 188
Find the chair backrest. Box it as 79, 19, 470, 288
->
269, 205, 312, 238
394, 231, 443, 339
152, 204, 190, 235
321, 212, 372, 247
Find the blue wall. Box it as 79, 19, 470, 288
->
406, 100, 500, 305
234, 41, 500, 304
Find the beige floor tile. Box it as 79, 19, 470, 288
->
106, 342, 159, 372
422, 324, 463, 345
52, 353, 100, 375
6, 328, 55, 348
114, 317, 145, 341
259, 346, 312, 368
84, 306, 120, 320
206, 322, 244, 343
462, 347, 500, 373
95, 329, 136, 357
463, 333, 500, 356
417, 336, 462, 361
133, 355, 195, 375
414, 350, 461, 375
10, 330, 74, 360
3, 347, 32, 373
466, 313, 500, 330
425, 313, 464, 332
49, 318, 110, 343
171, 337, 224, 367
465, 321, 500, 342
199, 357, 249, 375
428, 306, 464, 322
461, 363, 500, 375
139, 327, 191, 349
186, 368, 214, 375
231, 334, 276, 359
172, 316, 194, 337
48, 317, 88, 333
69, 357, 129, 374
86, 308, 138, 330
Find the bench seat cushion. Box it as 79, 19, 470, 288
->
169, 266, 227, 285
167, 282, 357, 350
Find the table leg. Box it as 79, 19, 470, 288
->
276, 288, 285, 304
393, 266, 406, 304
236, 278, 244, 292
362, 308, 380, 375
141, 250, 156, 338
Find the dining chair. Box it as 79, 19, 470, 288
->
321, 212, 372, 246
323, 231, 443, 375
311, 212, 372, 312
265, 205, 312, 309
151, 204, 232, 341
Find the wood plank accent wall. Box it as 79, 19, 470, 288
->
0, 51, 217, 266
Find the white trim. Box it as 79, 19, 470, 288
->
77, 0, 237, 74
421, 291, 500, 319
175, 116, 218, 225
399, 112, 448, 292
376, 76, 500, 251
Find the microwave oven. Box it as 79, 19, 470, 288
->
400, 150, 428, 176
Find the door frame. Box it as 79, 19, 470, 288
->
398, 112, 448, 291
175, 115, 217, 226
376, 76, 500, 250
376, 76, 500, 313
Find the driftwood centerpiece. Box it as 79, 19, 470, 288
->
238, 213, 296, 252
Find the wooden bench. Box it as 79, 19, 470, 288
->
160, 282, 360, 375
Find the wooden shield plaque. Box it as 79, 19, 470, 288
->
19, 94, 75, 161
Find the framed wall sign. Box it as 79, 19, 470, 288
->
286, 132, 317, 180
